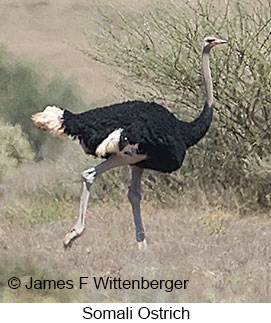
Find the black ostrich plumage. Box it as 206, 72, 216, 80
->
63, 100, 213, 173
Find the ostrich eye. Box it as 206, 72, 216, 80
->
206, 38, 215, 43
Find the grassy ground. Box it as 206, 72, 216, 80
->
0, 136, 271, 303
1, 199, 271, 302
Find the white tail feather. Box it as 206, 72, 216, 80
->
32, 106, 65, 136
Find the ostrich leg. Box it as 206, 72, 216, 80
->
64, 152, 146, 248
128, 166, 147, 249
63, 170, 93, 248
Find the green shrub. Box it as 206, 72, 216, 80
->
0, 44, 88, 157
0, 120, 34, 181
83, 0, 271, 213
0, 258, 82, 302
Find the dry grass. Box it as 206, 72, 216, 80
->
1, 198, 271, 302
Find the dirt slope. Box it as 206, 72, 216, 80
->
0, 0, 132, 104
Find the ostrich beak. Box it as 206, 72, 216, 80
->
214, 39, 228, 45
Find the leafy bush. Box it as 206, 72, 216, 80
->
0, 120, 34, 182
0, 44, 88, 156
83, 0, 271, 213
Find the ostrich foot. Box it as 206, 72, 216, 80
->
63, 224, 85, 248
138, 239, 147, 250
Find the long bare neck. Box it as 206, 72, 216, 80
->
179, 45, 214, 148
202, 46, 213, 107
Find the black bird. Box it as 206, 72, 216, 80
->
32, 36, 227, 248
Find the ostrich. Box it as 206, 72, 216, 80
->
32, 36, 227, 248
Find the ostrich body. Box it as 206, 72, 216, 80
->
32, 37, 227, 248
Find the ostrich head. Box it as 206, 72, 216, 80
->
204, 36, 227, 49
